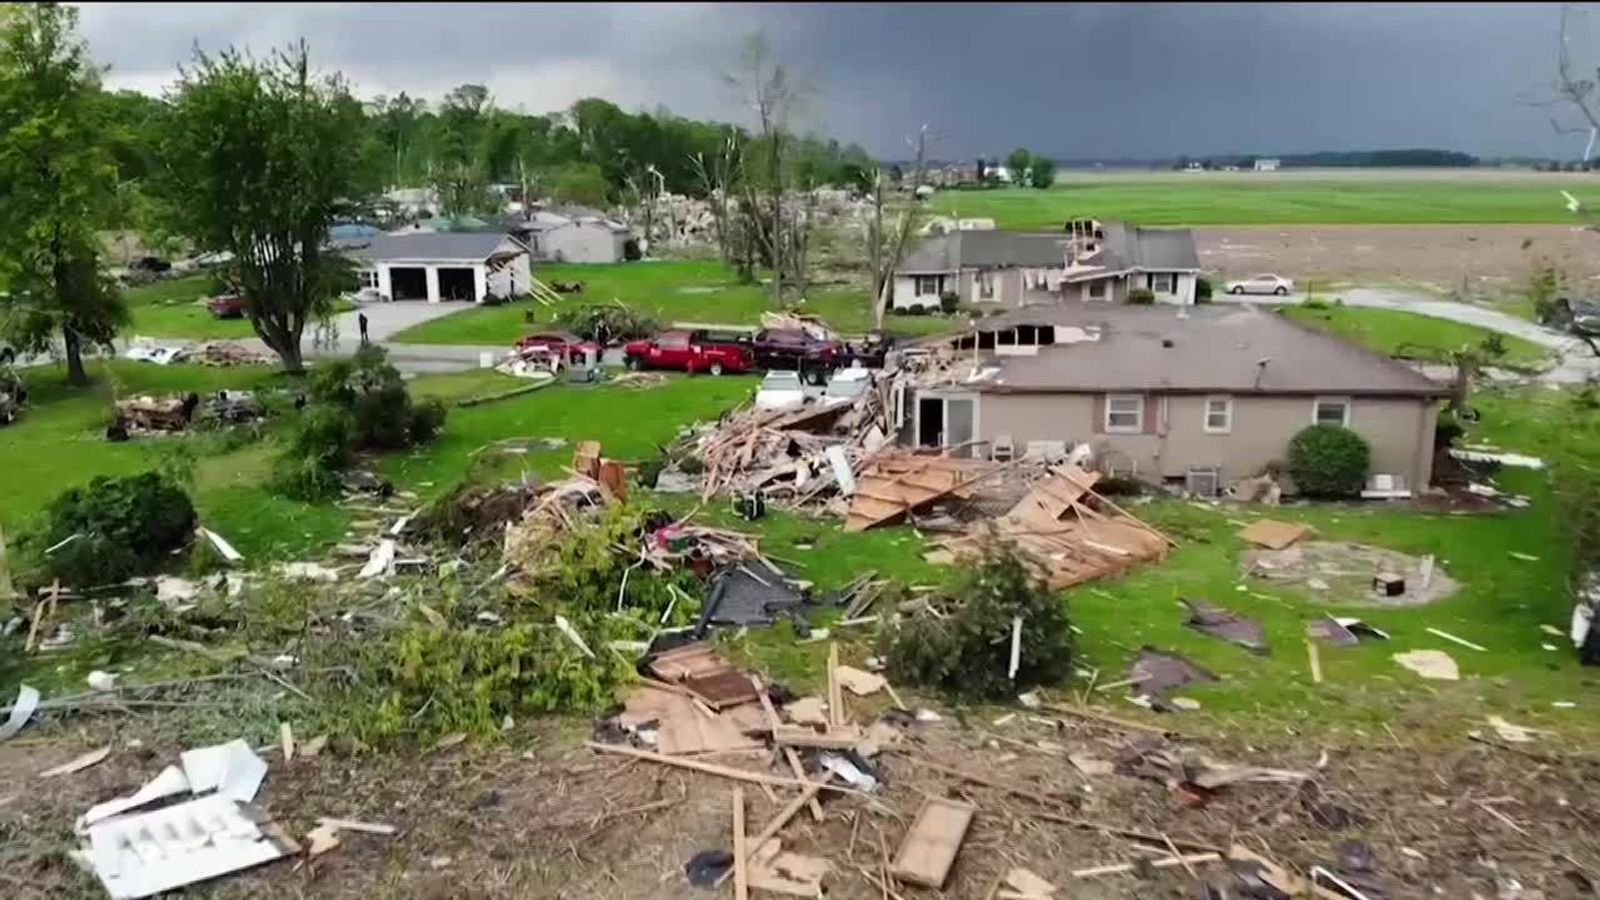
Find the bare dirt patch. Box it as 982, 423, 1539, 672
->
6, 706, 1599, 900
1243, 540, 1459, 606
1198, 224, 1600, 292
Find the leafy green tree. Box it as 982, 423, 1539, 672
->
1006, 147, 1033, 184
1027, 154, 1056, 188
158, 42, 375, 372
549, 162, 611, 208
0, 3, 128, 386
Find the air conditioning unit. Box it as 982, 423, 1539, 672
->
1186, 466, 1222, 497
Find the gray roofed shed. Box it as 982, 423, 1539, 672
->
334, 232, 523, 262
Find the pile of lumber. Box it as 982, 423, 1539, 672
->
192, 341, 271, 367
114, 393, 198, 433
500, 476, 613, 571
685, 391, 893, 507
927, 466, 1174, 589
844, 451, 1006, 532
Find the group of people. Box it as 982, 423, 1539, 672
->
310, 311, 371, 351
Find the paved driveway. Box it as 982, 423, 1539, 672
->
1215, 287, 1600, 384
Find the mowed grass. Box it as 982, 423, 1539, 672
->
931, 172, 1600, 228
122, 273, 353, 340
0, 361, 348, 562
390, 261, 961, 346
1283, 305, 1551, 368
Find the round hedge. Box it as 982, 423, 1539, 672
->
1288, 424, 1370, 497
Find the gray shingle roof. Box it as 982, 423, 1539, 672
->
333, 232, 521, 262
972, 305, 1449, 396
899, 221, 1198, 274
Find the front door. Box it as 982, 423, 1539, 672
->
917, 397, 944, 447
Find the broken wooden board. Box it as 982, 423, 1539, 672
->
772, 724, 866, 750
890, 796, 977, 889
845, 453, 1001, 532
682, 669, 761, 710
1238, 519, 1309, 550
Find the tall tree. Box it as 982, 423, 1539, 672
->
159, 42, 373, 373
0, 2, 127, 386
724, 33, 810, 305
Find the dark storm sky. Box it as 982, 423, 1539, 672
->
75, 2, 1594, 160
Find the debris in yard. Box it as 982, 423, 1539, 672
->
749, 839, 831, 896
191, 341, 271, 367
699, 564, 807, 630
685, 849, 735, 887
847, 452, 1004, 532
786, 697, 828, 726
1184, 598, 1269, 654
39, 745, 111, 779
1449, 448, 1544, 469
1393, 649, 1460, 681
554, 614, 596, 659
1127, 648, 1217, 698
834, 665, 886, 696
198, 527, 244, 564
71, 739, 289, 899
303, 817, 397, 859
928, 466, 1172, 589
1246, 541, 1458, 607
357, 539, 396, 579
1372, 572, 1406, 597
1425, 627, 1486, 652
1238, 519, 1309, 550
890, 796, 977, 888
1310, 842, 1388, 900
87, 671, 119, 692
1307, 616, 1390, 646
1485, 715, 1546, 743
278, 562, 340, 582
112, 393, 199, 436
0, 684, 40, 741
1234, 472, 1282, 505
1003, 866, 1057, 898
154, 576, 199, 608
1068, 753, 1115, 776
1508, 551, 1539, 562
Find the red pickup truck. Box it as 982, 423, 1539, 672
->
623, 330, 754, 375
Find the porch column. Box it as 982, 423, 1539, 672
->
473, 264, 488, 303
424, 266, 441, 304
376, 265, 393, 301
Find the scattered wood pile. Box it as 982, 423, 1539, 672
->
684, 395, 892, 507
927, 467, 1174, 589
112, 393, 199, 434
844, 452, 1007, 532
191, 341, 271, 367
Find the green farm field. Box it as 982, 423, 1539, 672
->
930, 168, 1600, 228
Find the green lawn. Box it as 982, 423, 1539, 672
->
390, 261, 961, 346
1284, 305, 1550, 368
123, 273, 352, 340
0, 361, 348, 562
931, 173, 1600, 228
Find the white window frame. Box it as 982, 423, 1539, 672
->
359, 269, 379, 289
1087, 280, 1107, 300
1203, 395, 1233, 434
913, 275, 940, 296
1151, 271, 1176, 293
1105, 393, 1144, 433
1312, 396, 1351, 427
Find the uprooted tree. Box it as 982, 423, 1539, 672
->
0, 3, 128, 386
158, 41, 375, 373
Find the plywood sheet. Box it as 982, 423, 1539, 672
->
1238, 519, 1309, 550
890, 797, 977, 888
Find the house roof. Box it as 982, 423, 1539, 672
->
899, 221, 1199, 274
967, 305, 1449, 397
334, 232, 523, 262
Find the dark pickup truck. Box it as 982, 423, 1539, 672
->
751, 328, 842, 383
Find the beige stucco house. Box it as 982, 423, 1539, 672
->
901, 305, 1450, 493
891, 219, 1201, 311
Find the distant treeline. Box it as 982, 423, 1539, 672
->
1169, 149, 1479, 170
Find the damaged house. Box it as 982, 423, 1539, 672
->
503, 208, 633, 264
336, 232, 533, 304
901, 305, 1449, 492
890, 219, 1201, 310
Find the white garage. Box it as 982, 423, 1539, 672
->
337, 233, 533, 304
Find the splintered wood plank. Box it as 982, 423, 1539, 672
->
732, 788, 749, 900
891, 797, 977, 888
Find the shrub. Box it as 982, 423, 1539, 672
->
28, 473, 196, 587
1128, 288, 1156, 305
888, 305, 909, 317
939, 291, 960, 314
554, 304, 660, 343
1303, 298, 1330, 310
879, 541, 1073, 699
270, 405, 355, 500
1288, 424, 1370, 497
906, 303, 931, 316
1195, 276, 1213, 302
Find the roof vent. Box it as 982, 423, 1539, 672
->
1161, 338, 1175, 349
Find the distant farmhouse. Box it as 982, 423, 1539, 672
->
1253, 158, 1281, 172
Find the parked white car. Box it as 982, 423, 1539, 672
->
1225, 273, 1295, 296
822, 367, 874, 403
124, 344, 188, 365
754, 370, 807, 411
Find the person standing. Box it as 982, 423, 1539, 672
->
358, 312, 370, 347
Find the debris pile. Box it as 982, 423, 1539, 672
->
111, 393, 199, 435
926, 467, 1172, 589
191, 341, 271, 367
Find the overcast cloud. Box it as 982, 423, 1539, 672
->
75, 2, 1593, 160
